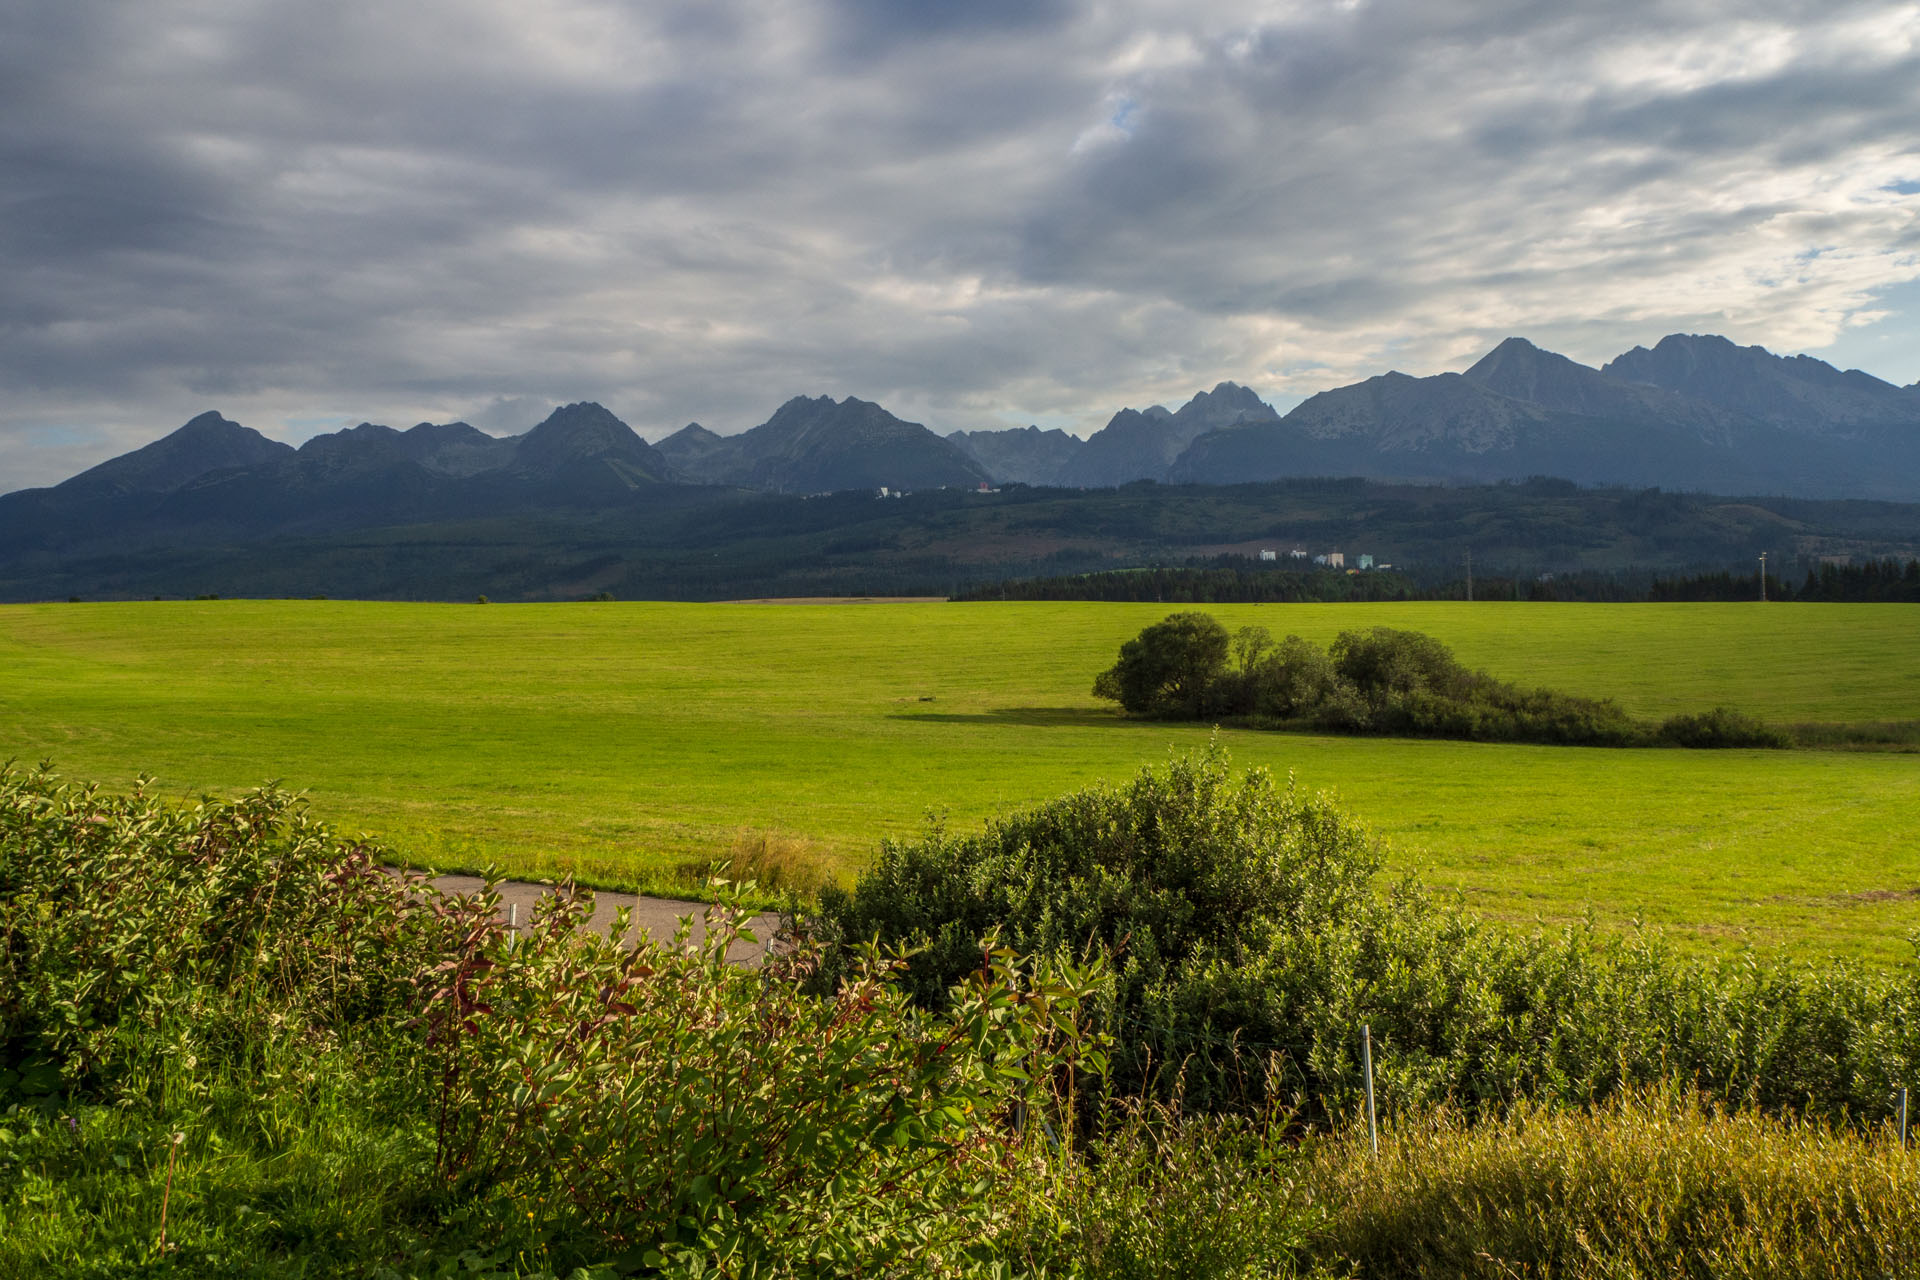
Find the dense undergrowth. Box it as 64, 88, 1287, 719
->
816, 745, 1920, 1122
4, 759, 1918, 1277
1092, 614, 1804, 747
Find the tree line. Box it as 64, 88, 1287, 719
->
955, 558, 1920, 603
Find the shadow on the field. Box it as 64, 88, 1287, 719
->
888, 706, 1162, 729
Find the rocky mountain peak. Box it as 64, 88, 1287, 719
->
55, 410, 293, 497
1604, 334, 1920, 431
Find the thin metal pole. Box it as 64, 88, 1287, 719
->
1362, 1024, 1379, 1157
1901, 1086, 1909, 1148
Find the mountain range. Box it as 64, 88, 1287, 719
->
5, 334, 1920, 565
1168, 335, 1920, 496
948, 334, 1920, 498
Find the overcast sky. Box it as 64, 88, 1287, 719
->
4, 0, 1918, 488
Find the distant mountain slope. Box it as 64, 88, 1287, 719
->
1170, 337, 1920, 498
389, 422, 515, 476
661, 395, 989, 492
1059, 382, 1279, 487
946, 425, 1085, 486
1058, 406, 1179, 487
0, 402, 687, 551
56, 411, 294, 497
655, 423, 737, 478
1603, 334, 1920, 433
1463, 338, 1740, 441
8, 334, 1920, 570
505, 401, 682, 492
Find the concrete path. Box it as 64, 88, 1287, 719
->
429, 874, 784, 966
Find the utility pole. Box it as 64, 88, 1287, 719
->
1465, 548, 1473, 603
1759, 552, 1767, 603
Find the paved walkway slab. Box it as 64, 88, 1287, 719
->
428, 874, 783, 966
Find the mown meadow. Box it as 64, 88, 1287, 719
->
1, 599, 1916, 958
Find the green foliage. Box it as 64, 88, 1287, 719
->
1020, 1102, 1314, 1279
1091, 611, 1231, 717
0, 764, 444, 1096
815, 747, 1920, 1123
1098, 619, 1737, 748
4, 762, 1920, 1278
416, 879, 1109, 1276
1658, 705, 1790, 748
814, 744, 1382, 1109
0, 762, 1110, 1276
1798, 556, 1920, 603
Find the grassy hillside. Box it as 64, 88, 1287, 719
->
1, 599, 1916, 958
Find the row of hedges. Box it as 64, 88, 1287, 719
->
1092, 614, 1788, 746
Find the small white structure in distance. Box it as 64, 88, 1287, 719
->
1358, 554, 1374, 570
1259, 549, 1278, 561
1328, 551, 1346, 568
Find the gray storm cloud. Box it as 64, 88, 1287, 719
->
2, 0, 1917, 488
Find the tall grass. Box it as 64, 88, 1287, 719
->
673, 829, 839, 902
1306, 1091, 1920, 1278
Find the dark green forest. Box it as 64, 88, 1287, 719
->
10, 477, 1920, 602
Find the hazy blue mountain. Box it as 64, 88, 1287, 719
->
945, 425, 1085, 486
54, 411, 293, 497
1602, 334, 1920, 433
654, 423, 736, 479
1463, 338, 1741, 442
396, 421, 517, 477
505, 401, 681, 490
0, 402, 687, 550
0, 412, 295, 552
1173, 382, 1281, 436
1057, 406, 1178, 487
1058, 382, 1279, 487
659, 395, 989, 493
9, 336, 1920, 572
1169, 338, 1920, 497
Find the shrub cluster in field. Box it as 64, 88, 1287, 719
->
816, 744, 1918, 1121
1091, 613, 1788, 747
4, 759, 1918, 1277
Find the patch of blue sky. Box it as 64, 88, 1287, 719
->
1804, 278, 1920, 386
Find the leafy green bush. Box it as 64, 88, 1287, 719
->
416, 878, 1108, 1276
813, 744, 1383, 1109
0, 764, 446, 1098
815, 747, 1920, 1123
1090, 611, 1232, 717
6, 762, 1919, 1278
1020, 1102, 1313, 1279
0, 762, 1112, 1276
1658, 705, 1791, 748
1093, 617, 1763, 748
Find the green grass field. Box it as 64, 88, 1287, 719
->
2, 599, 1917, 960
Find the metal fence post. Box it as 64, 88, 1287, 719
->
1362, 1024, 1378, 1157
